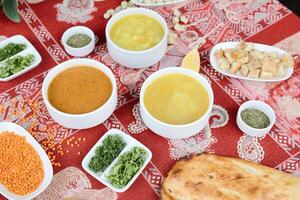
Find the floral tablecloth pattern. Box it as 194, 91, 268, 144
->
0, 0, 300, 199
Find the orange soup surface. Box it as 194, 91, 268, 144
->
48, 66, 112, 114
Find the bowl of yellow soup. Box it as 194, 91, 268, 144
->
140, 67, 214, 139
105, 8, 168, 68
42, 58, 117, 129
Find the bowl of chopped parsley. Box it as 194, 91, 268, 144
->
81, 129, 152, 193
0, 35, 42, 81
236, 100, 276, 137
107, 146, 148, 191
0, 43, 26, 62
88, 134, 126, 173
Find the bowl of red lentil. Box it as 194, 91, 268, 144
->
0, 122, 53, 200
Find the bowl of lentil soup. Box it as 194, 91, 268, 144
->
139, 67, 214, 139
61, 26, 95, 57
236, 100, 276, 137
105, 8, 168, 68
0, 122, 53, 200
42, 58, 117, 129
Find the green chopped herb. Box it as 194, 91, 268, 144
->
0, 54, 34, 78
108, 147, 147, 188
88, 135, 126, 173
66, 34, 92, 48
241, 108, 270, 129
0, 43, 26, 61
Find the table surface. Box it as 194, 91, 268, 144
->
0, 0, 300, 199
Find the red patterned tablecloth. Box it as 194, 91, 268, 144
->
0, 0, 300, 199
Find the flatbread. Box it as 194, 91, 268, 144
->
160, 187, 173, 200
162, 153, 300, 200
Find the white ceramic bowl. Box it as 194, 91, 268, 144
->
61, 26, 95, 57
140, 67, 214, 139
105, 8, 168, 68
42, 58, 117, 129
82, 129, 152, 193
0, 122, 53, 200
236, 100, 276, 137
132, 0, 186, 7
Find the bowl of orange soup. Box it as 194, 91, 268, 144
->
42, 59, 117, 129
140, 67, 214, 139
106, 8, 168, 68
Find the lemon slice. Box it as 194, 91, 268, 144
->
181, 49, 200, 72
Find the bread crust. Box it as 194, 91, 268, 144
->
161, 153, 300, 200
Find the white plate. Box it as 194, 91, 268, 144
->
0, 35, 42, 82
210, 42, 294, 82
132, 0, 186, 7
0, 122, 53, 200
82, 129, 152, 193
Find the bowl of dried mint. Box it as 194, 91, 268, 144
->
61, 26, 95, 57
236, 100, 275, 137
66, 34, 92, 48
241, 109, 270, 129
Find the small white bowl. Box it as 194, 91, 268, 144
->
0, 122, 53, 200
131, 0, 186, 7
42, 58, 117, 129
236, 100, 276, 137
82, 129, 152, 193
140, 67, 214, 139
0, 35, 42, 82
61, 26, 95, 57
105, 8, 168, 68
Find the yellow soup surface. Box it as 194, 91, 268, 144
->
110, 14, 164, 51
144, 73, 209, 125
48, 66, 112, 114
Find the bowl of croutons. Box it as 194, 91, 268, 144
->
210, 41, 294, 82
